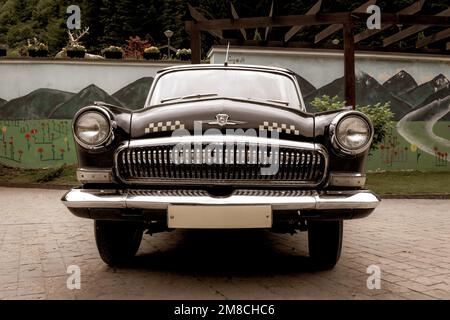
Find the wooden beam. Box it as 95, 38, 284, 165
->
284, 0, 322, 42
354, 0, 425, 43
416, 27, 450, 48
191, 13, 350, 31
188, 4, 223, 39
192, 13, 450, 32
344, 21, 356, 109
264, 1, 274, 41
447, 42, 450, 50
315, 0, 376, 44
186, 21, 201, 64
383, 8, 450, 47
230, 2, 246, 40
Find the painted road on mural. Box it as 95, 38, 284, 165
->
397, 97, 450, 159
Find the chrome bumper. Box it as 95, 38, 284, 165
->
62, 188, 380, 212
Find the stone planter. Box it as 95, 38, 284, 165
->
67, 50, 86, 58
144, 51, 160, 60
104, 51, 123, 59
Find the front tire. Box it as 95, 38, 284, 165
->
308, 220, 343, 270
95, 220, 144, 266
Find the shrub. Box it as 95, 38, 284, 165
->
124, 36, 150, 59
310, 95, 394, 151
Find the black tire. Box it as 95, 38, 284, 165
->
94, 220, 144, 266
308, 220, 343, 270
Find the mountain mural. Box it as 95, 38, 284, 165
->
399, 74, 450, 107
112, 77, 154, 110
382, 70, 418, 96
49, 84, 125, 119
295, 75, 316, 97
304, 71, 414, 120
0, 89, 74, 119
404, 86, 450, 122
0, 98, 6, 107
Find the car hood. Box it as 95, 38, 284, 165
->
130, 97, 314, 141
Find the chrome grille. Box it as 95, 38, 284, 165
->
115, 138, 328, 186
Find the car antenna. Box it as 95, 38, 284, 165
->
224, 42, 230, 66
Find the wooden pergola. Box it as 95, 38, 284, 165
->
185, 1, 450, 108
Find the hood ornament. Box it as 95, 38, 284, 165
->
206, 114, 247, 126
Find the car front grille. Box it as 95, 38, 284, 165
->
115, 137, 328, 186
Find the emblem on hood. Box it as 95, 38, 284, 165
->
206, 114, 247, 126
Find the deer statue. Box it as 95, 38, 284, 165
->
67, 27, 90, 47
55, 26, 103, 59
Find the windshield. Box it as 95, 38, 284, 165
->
148, 69, 302, 109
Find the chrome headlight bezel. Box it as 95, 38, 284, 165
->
73, 106, 114, 150
329, 111, 373, 156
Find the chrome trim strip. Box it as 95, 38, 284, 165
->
127, 135, 318, 150
113, 136, 329, 187
328, 172, 366, 187
62, 188, 379, 211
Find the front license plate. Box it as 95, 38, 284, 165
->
167, 205, 272, 229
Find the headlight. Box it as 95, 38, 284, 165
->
331, 113, 373, 155
74, 109, 111, 149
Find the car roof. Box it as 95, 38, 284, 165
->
157, 64, 296, 76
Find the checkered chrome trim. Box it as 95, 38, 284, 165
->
259, 122, 300, 135
145, 121, 185, 134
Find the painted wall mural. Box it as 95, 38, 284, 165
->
0, 75, 154, 168
1, 52, 450, 171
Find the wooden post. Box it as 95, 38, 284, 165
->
189, 22, 201, 64
343, 21, 356, 109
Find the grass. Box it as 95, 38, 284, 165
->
366, 171, 450, 195
1, 164, 449, 196
0, 164, 77, 185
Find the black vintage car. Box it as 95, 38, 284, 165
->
62, 64, 380, 270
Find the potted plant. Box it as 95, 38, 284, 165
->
143, 46, 160, 60
176, 48, 191, 61
35, 43, 49, 57
103, 46, 123, 59
0, 44, 6, 57
26, 38, 48, 57
67, 44, 86, 58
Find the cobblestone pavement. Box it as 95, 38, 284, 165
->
1, 187, 450, 300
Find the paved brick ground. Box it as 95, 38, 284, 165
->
0, 187, 450, 300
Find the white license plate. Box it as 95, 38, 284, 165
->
167, 205, 272, 229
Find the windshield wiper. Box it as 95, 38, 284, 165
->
246, 97, 290, 106
160, 93, 218, 103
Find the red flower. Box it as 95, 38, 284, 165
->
30, 129, 37, 135
60, 148, 65, 153
37, 147, 44, 154
25, 133, 30, 139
